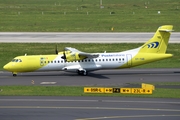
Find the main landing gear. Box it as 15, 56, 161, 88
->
77, 70, 88, 76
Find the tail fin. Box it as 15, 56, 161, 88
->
139, 25, 173, 53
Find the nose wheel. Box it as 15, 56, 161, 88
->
13, 74, 17, 77
12, 72, 17, 77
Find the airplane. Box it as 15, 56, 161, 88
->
3, 25, 173, 76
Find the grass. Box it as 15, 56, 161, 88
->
0, 86, 179, 98
1, 43, 180, 70
0, 0, 180, 32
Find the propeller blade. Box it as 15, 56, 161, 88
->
61, 50, 66, 59
55, 45, 58, 54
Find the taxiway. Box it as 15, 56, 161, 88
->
0, 69, 180, 86
0, 96, 180, 120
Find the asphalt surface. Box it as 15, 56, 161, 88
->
0, 68, 180, 86
0, 32, 180, 43
0, 96, 180, 120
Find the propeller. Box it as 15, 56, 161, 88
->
55, 45, 58, 54
55, 45, 67, 61
61, 47, 67, 60
61, 50, 66, 60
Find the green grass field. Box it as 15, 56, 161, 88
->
0, 85, 179, 98
0, 0, 180, 32
1, 43, 180, 70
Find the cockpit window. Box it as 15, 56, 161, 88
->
12, 59, 16, 62
11, 59, 22, 62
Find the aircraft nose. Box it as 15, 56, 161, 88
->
3, 64, 10, 70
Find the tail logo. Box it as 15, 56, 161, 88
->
143, 42, 159, 48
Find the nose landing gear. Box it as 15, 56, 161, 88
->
12, 72, 17, 77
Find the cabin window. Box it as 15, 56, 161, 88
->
99, 59, 101, 62
106, 59, 108, 61
119, 58, 121, 61
44, 61, 46, 63
95, 59, 97, 62
85, 60, 87, 62
54, 61, 56, 63
102, 59, 104, 61
122, 58, 124, 61
81, 60, 84, 62
109, 59, 111, 61
88, 59, 91, 62
112, 59, 114, 61
51, 61, 53, 63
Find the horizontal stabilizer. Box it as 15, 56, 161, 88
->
159, 29, 174, 32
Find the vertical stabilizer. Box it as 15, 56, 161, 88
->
139, 25, 173, 53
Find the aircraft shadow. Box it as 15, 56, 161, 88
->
13, 70, 177, 80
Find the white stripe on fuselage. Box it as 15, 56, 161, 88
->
38, 48, 140, 72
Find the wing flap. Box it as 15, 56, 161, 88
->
79, 53, 99, 58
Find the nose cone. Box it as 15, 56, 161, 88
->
3, 64, 10, 71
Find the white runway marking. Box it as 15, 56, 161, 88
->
40, 82, 57, 85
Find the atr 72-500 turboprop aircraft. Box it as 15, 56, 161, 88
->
3, 25, 173, 76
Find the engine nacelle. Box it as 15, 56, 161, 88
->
65, 52, 86, 62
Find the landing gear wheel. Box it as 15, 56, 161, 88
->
12, 72, 17, 77
13, 74, 17, 77
83, 71, 88, 76
77, 70, 81, 75
77, 70, 88, 76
